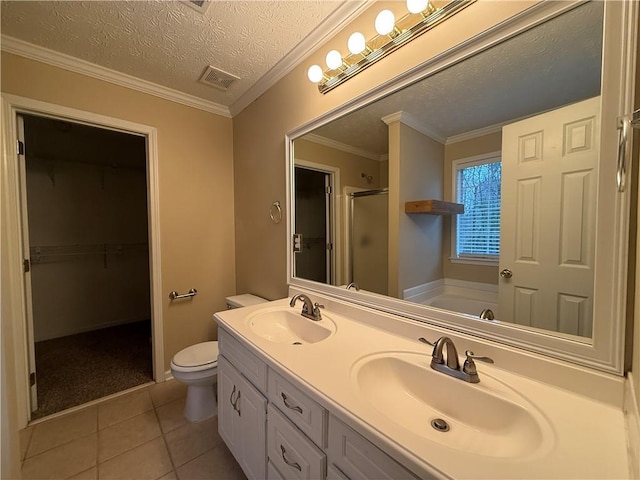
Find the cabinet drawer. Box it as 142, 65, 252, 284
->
268, 404, 326, 480
327, 415, 420, 480
268, 368, 327, 447
219, 327, 268, 393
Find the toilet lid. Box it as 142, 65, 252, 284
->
172, 341, 219, 368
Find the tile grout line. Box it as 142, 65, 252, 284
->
22, 426, 34, 468
150, 396, 180, 480
21, 382, 194, 480
23, 430, 96, 464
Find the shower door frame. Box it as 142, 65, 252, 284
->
347, 188, 389, 294
1, 94, 165, 427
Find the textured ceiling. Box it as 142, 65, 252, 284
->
310, 1, 603, 155
0, 0, 347, 111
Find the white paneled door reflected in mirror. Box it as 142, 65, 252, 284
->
288, 1, 638, 374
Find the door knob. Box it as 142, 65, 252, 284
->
500, 269, 513, 278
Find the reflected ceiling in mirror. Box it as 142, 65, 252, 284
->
291, 1, 604, 340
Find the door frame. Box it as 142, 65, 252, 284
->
1, 93, 164, 427
293, 159, 341, 286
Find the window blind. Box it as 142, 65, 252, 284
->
456, 162, 501, 257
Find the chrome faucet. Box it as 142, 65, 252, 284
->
346, 282, 360, 291
427, 336, 494, 383
289, 294, 324, 321
431, 336, 460, 371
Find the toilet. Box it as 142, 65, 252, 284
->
170, 294, 267, 422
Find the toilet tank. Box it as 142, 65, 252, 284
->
225, 294, 268, 309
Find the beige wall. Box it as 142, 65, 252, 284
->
1, 51, 236, 370
294, 138, 383, 190
388, 121, 444, 297
443, 131, 502, 284
233, 0, 536, 300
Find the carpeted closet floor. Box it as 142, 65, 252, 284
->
32, 320, 153, 420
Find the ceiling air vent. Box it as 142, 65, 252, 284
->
182, 0, 211, 14
199, 66, 240, 91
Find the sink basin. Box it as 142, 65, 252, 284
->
352, 352, 554, 458
246, 307, 336, 345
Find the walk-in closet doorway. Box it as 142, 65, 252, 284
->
18, 114, 153, 419
2, 95, 164, 428
17, 111, 157, 420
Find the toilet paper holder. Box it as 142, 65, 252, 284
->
169, 288, 198, 300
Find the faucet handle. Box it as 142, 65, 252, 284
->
312, 303, 324, 320
418, 337, 436, 346
463, 350, 494, 375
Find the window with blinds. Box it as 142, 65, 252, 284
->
453, 156, 501, 262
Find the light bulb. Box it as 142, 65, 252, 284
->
325, 50, 343, 70
348, 32, 367, 55
406, 0, 429, 14
307, 65, 323, 83
375, 9, 395, 35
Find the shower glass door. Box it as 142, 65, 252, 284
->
350, 189, 388, 295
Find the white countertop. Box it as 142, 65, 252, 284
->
214, 294, 630, 479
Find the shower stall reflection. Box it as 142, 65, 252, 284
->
349, 188, 389, 296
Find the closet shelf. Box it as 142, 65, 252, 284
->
404, 200, 464, 215
29, 242, 149, 266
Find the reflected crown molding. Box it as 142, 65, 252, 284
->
304, 133, 385, 162
381, 110, 447, 144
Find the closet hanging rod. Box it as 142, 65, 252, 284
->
29, 242, 149, 261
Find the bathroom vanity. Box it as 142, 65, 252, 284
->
214, 4, 640, 476
214, 292, 630, 480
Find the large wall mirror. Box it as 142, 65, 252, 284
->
287, 0, 637, 374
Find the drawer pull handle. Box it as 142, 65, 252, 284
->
229, 385, 237, 407
235, 390, 241, 417
230, 385, 241, 416
281, 393, 303, 414
280, 445, 302, 471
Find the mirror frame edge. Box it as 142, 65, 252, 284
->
287, 0, 638, 375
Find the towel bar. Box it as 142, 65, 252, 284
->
169, 288, 197, 300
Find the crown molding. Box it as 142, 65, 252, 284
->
1, 35, 232, 118
303, 133, 384, 162
446, 121, 503, 144
381, 110, 447, 144
229, 0, 375, 117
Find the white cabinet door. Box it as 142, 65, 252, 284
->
218, 355, 242, 457
327, 415, 420, 480
218, 355, 267, 480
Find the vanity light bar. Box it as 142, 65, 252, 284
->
309, 0, 476, 94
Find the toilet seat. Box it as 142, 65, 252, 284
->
171, 341, 219, 373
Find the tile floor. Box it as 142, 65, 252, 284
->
19, 380, 247, 480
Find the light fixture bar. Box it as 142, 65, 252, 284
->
316, 0, 475, 94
